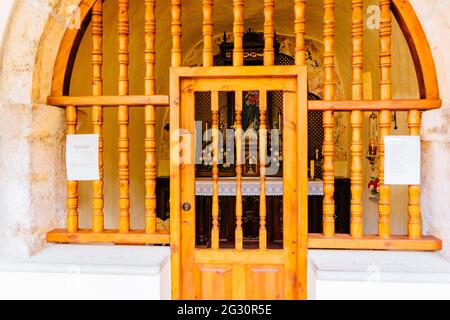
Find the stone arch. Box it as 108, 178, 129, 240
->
0, 0, 87, 256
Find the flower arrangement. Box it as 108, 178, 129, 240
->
368, 176, 380, 196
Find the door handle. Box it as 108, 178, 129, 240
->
182, 202, 192, 212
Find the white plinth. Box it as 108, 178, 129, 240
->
308, 250, 450, 300
0, 244, 171, 300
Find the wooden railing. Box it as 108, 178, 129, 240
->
47, 0, 169, 245
47, 0, 441, 250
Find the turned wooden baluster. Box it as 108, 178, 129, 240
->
211, 91, 220, 249
235, 91, 244, 250
350, 0, 363, 238
145, 0, 157, 234
233, 0, 244, 67
294, 0, 306, 66
118, 0, 130, 233
260, 2, 273, 249
378, 0, 392, 238
322, 0, 335, 237
203, 0, 213, 67
66, 106, 78, 233
259, 91, 268, 249
408, 110, 421, 239
171, 0, 182, 68
92, 0, 104, 233
295, 0, 307, 299
263, 0, 275, 66
233, 0, 244, 250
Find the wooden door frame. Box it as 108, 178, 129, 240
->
170, 66, 308, 300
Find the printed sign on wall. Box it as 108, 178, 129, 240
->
384, 136, 421, 185
66, 134, 100, 181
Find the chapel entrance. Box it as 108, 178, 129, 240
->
170, 66, 308, 300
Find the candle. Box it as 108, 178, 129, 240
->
278, 113, 282, 129
310, 160, 315, 179
369, 140, 377, 156
205, 122, 209, 141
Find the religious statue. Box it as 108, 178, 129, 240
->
242, 91, 260, 131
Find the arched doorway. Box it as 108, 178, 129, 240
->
1, 0, 440, 298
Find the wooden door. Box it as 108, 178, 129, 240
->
170, 66, 308, 300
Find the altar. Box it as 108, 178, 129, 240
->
194, 177, 326, 248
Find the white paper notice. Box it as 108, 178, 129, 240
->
384, 136, 420, 185
66, 134, 100, 181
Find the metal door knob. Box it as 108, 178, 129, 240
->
182, 202, 191, 211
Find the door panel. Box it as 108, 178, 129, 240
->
194, 264, 233, 300
171, 66, 308, 300
246, 265, 284, 300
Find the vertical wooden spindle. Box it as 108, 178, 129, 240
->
259, 91, 268, 249
203, 0, 214, 67
67, 106, 78, 233
350, 0, 363, 238
118, 0, 130, 233
378, 0, 392, 238
233, 0, 244, 67
295, 0, 308, 299
92, 0, 104, 233
235, 91, 244, 250
263, 0, 275, 66
322, 0, 335, 237
211, 91, 220, 249
145, 0, 157, 234
408, 110, 421, 239
171, 0, 182, 68
233, 0, 244, 250
294, 0, 306, 66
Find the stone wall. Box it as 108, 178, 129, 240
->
0, 0, 80, 256
410, 0, 450, 259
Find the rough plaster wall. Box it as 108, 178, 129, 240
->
0, 0, 80, 256
410, 0, 450, 259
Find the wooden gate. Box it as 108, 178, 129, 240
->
170, 66, 308, 300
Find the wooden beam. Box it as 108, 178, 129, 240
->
47, 95, 169, 107
308, 234, 442, 251
308, 99, 441, 111
49, 97, 440, 111
47, 229, 169, 245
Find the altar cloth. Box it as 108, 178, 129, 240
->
195, 177, 324, 196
